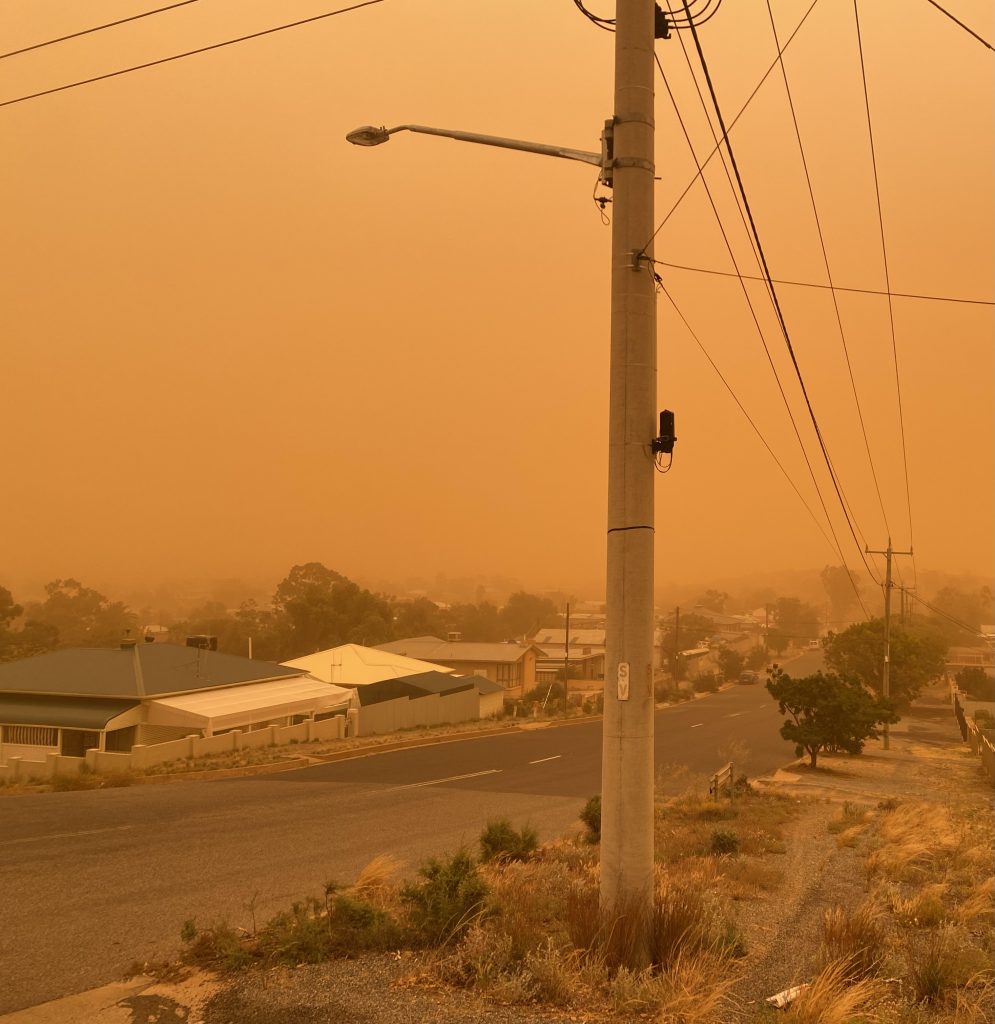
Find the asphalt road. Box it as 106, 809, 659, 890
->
0, 681, 795, 1014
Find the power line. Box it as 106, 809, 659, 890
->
853, 0, 918, 589
0, 2, 202, 61
764, 0, 893, 545
649, 259, 995, 307
678, 0, 882, 589
660, 282, 871, 608
654, 47, 869, 613
923, 0, 995, 51
0, 0, 385, 110
909, 592, 985, 636
644, 0, 823, 252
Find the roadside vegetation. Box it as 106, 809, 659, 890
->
177, 749, 993, 1022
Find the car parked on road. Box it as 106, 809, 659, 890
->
738, 670, 760, 685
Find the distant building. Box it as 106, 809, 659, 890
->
376, 636, 540, 698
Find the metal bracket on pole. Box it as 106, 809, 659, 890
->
600, 118, 615, 189
625, 250, 644, 271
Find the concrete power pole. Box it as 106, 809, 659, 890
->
866, 539, 913, 750
601, 0, 658, 958
673, 605, 681, 683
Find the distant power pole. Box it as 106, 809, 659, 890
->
764, 604, 770, 656
564, 603, 570, 691
866, 539, 913, 750
673, 606, 681, 683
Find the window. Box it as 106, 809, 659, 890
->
3, 725, 59, 747
496, 662, 520, 686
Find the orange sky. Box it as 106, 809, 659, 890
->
1, 0, 992, 600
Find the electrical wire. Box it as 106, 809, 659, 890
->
655, 50, 870, 613
853, 0, 918, 589
660, 282, 858, 574
908, 592, 986, 636
644, 0, 822, 252
678, 0, 883, 590
0, 2, 203, 61
922, 0, 995, 51
0, 0, 385, 110
764, 0, 894, 547
649, 259, 995, 307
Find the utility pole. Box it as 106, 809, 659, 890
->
564, 603, 570, 693
601, 0, 657, 959
866, 539, 913, 750
764, 604, 770, 657
673, 606, 681, 683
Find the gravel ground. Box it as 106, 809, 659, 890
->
201, 956, 587, 1024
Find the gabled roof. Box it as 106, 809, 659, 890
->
352, 671, 475, 707
282, 643, 454, 685
376, 637, 539, 664
0, 644, 304, 699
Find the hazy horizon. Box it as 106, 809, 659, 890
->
2, 1, 991, 606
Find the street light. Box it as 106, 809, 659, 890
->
347, 122, 612, 179
346, 2, 658, 961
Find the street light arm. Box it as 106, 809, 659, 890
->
347, 122, 604, 168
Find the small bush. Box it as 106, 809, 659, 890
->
50, 771, 100, 791
820, 903, 887, 979
904, 925, 990, 1002
479, 819, 538, 864
692, 672, 719, 694
401, 849, 488, 945
184, 922, 255, 971
580, 795, 601, 843
709, 830, 740, 856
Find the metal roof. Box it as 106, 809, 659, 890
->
0, 644, 303, 699
146, 677, 353, 732
282, 643, 454, 685
0, 694, 140, 730
376, 637, 538, 664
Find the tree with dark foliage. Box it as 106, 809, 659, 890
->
766, 666, 897, 768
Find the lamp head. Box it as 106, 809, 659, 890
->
346, 125, 391, 147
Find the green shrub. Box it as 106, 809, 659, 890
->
180, 919, 197, 943
479, 819, 538, 863
580, 795, 602, 843
693, 672, 719, 694
709, 830, 740, 856
400, 849, 488, 945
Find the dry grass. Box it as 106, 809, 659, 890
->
865, 802, 961, 883
820, 903, 888, 979
891, 883, 949, 929
350, 854, 402, 902
956, 877, 994, 932
781, 959, 888, 1023
952, 974, 995, 1024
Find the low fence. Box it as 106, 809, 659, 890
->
355, 688, 478, 737
0, 714, 347, 784
952, 686, 994, 784
709, 761, 735, 800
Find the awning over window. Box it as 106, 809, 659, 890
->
145, 677, 354, 732
0, 695, 140, 730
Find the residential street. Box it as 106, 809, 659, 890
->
1, 682, 795, 1014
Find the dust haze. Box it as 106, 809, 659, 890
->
1, 0, 991, 607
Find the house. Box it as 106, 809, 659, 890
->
375, 636, 540, 698
530, 627, 606, 687
0, 639, 352, 767
282, 643, 504, 721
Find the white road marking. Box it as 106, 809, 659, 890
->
725, 712, 743, 718
690, 723, 704, 729
1, 825, 135, 848
529, 755, 562, 765
386, 769, 501, 791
